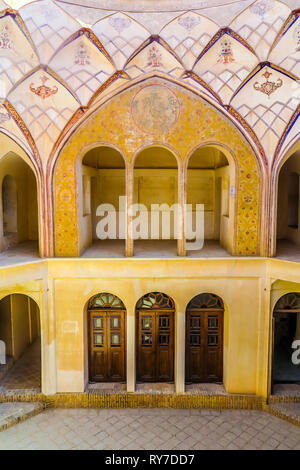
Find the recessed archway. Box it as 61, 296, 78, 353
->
276, 150, 300, 260
185, 293, 224, 384
186, 146, 233, 256
79, 146, 126, 257
272, 293, 300, 391
53, 78, 263, 257
133, 146, 179, 257
0, 153, 39, 256
0, 294, 41, 393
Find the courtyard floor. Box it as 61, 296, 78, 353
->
0, 408, 299, 450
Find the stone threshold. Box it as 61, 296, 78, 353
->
0, 392, 265, 411
265, 403, 300, 428
0, 402, 45, 433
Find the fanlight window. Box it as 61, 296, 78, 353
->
187, 293, 223, 310
137, 292, 175, 310
89, 293, 125, 309
274, 293, 300, 312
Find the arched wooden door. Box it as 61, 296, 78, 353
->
186, 293, 224, 383
136, 292, 175, 382
88, 293, 126, 382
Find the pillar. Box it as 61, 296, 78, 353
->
126, 311, 136, 392
175, 306, 185, 393
126, 163, 134, 257
177, 163, 186, 256
42, 277, 57, 395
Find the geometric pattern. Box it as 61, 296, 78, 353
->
1, 408, 300, 450
160, 12, 219, 70
0, 102, 33, 156
8, 67, 79, 163
193, 29, 259, 104
269, 12, 300, 78
0, 11, 39, 98
230, 0, 291, 61
124, 36, 184, 80
49, 29, 115, 106
0, 1, 297, 170
19, 0, 81, 64
92, 12, 149, 69
231, 64, 299, 158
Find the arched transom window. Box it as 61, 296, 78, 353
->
187, 293, 224, 310
136, 292, 175, 310
89, 293, 125, 309
274, 293, 300, 313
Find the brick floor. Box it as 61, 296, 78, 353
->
0, 340, 41, 394
269, 403, 300, 425
0, 408, 299, 450
0, 403, 44, 431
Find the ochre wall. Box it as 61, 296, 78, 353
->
0, 153, 38, 251
277, 151, 300, 245
0, 296, 12, 356
54, 79, 262, 257
1, 258, 300, 396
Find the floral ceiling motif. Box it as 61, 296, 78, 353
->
0, 0, 298, 164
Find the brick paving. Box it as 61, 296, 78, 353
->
269, 403, 300, 425
0, 340, 41, 395
0, 408, 299, 450
0, 403, 44, 431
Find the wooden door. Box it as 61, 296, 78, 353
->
186, 309, 223, 383
137, 310, 174, 382
89, 310, 126, 382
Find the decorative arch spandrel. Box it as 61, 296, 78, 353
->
53, 78, 262, 257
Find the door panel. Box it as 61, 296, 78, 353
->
186, 310, 223, 383
137, 310, 174, 382
137, 312, 156, 381
89, 310, 125, 382
157, 313, 174, 381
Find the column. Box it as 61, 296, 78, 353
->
42, 277, 57, 395
177, 163, 186, 256
126, 311, 136, 392
175, 306, 185, 393
126, 162, 134, 257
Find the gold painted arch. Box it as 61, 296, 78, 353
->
53, 77, 263, 256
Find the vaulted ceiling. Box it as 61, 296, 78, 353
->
0, 0, 299, 167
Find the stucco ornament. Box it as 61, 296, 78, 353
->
75, 42, 90, 66
0, 25, 13, 50
131, 84, 180, 134
30, 75, 58, 100
177, 16, 201, 31
108, 16, 131, 33
217, 37, 235, 64
253, 69, 283, 97
250, 0, 273, 18
294, 23, 300, 52
0, 107, 10, 123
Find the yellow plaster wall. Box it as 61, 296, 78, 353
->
277, 151, 300, 244
54, 79, 262, 257
11, 294, 30, 360
2, 258, 300, 396
49, 259, 263, 394
0, 296, 12, 356
0, 153, 38, 251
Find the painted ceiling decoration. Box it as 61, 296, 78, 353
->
0, 0, 298, 166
